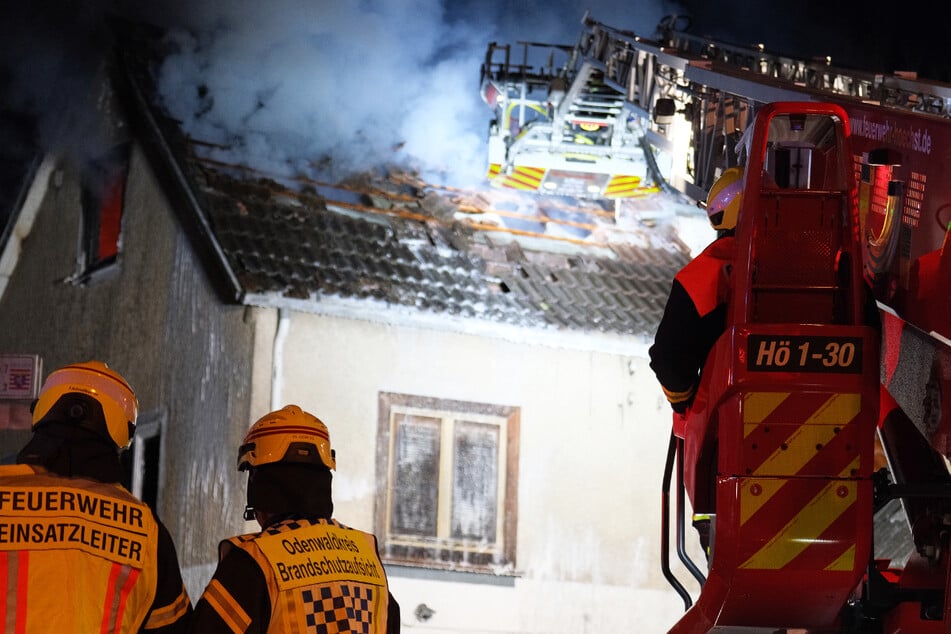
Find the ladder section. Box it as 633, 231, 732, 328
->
579, 13, 951, 118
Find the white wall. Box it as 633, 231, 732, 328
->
272, 311, 700, 633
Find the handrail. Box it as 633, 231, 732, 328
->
675, 435, 707, 589
661, 432, 706, 610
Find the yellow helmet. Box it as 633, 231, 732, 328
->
706, 166, 744, 231
32, 361, 138, 450
237, 405, 336, 472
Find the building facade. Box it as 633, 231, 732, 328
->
0, 43, 699, 632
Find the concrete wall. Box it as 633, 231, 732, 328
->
0, 146, 258, 597
268, 311, 697, 632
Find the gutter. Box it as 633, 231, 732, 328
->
271, 308, 291, 410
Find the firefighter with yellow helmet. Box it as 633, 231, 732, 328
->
192, 405, 400, 633
0, 361, 192, 632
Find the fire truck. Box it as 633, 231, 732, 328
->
482, 13, 951, 633
479, 34, 657, 199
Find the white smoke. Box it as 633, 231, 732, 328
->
153, 0, 685, 188
155, 1, 491, 187
0, 0, 686, 187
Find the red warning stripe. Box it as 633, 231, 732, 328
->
244, 425, 329, 442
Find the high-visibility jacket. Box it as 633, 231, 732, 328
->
206, 517, 391, 633
0, 464, 159, 633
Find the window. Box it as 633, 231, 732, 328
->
376, 393, 519, 574
121, 411, 163, 512
78, 142, 130, 280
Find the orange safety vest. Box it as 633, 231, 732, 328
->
0, 464, 159, 634
225, 518, 390, 633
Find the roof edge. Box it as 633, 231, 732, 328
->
243, 292, 654, 357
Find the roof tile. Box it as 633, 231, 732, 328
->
118, 26, 693, 338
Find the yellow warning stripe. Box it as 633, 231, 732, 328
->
740, 393, 861, 522
742, 392, 790, 434
501, 179, 540, 191
749, 393, 861, 477
825, 544, 856, 572
604, 175, 641, 196
490, 166, 545, 191
508, 166, 545, 187
608, 175, 640, 186
202, 578, 251, 632
739, 459, 859, 570
487, 164, 545, 191
806, 393, 862, 425
740, 478, 786, 525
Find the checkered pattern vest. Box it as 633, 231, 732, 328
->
227, 517, 390, 634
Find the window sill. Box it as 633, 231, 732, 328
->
384, 561, 520, 586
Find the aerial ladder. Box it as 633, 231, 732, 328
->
480, 33, 654, 198
485, 12, 951, 633
666, 100, 883, 632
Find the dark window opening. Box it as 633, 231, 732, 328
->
120, 414, 162, 512
139, 433, 160, 511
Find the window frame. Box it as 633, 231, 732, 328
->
121, 410, 165, 512
375, 392, 519, 575
76, 142, 131, 283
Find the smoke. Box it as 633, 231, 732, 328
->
152, 0, 685, 188
0, 0, 686, 185
0, 1, 119, 162
153, 1, 481, 186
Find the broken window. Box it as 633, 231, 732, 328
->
377, 393, 519, 575
78, 142, 130, 280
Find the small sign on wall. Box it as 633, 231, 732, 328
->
0, 354, 42, 400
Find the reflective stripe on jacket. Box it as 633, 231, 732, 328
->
224, 517, 390, 634
0, 464, 159, 633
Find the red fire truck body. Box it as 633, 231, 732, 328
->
484, 14, 951, 632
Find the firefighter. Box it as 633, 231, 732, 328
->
0, 360, 192, 632
191, 405, 400, 633
649, 167, 742, 557
649, 166, 742, 414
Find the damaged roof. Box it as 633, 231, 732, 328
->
115, 26, 692, 340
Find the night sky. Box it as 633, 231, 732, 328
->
677, 0, 951, 82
